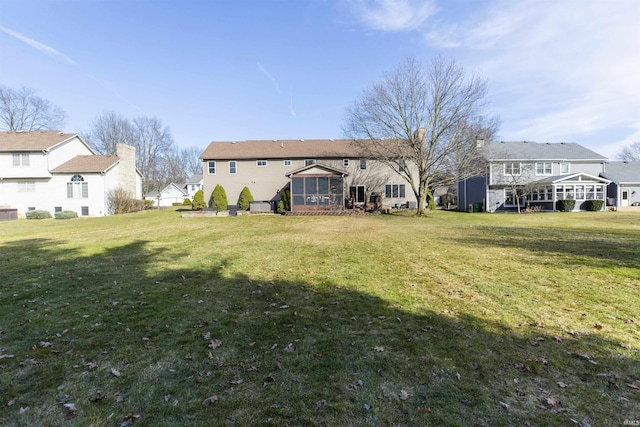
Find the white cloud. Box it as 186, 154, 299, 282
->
0, 25, 77, 66
347, 0, 437, 31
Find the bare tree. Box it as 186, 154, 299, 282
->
343, 56, 498, 216
618, 142, 640, 162
181, 146, 204, 177
132, 116, 175, 195
0, 85, 66, 131
85, 111, 135, 154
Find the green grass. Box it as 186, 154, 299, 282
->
0, 209, 638, 426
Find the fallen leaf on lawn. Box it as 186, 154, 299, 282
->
19, 407, 29, 414
271, 343, 277, 350
620, 343, 631, 349
373, 346, 384, 352
208, 339, 222, 349
63, 403, 77, 411
499, 401, 509, 409
111, 368, 121, 377
202, 331, 211, 340
263, 375, 276, 387
38, 341, 52, 348
399, 390, 409, 400
119, 413, 141, 427
418, 405, 431, 413
593, 323, 603, 330
229, 378, 243, 385
202, 395, 219, 405
315, 399, 327, 410
87, 362, 98, 371
115, 392, 124, 403
7, 399, 15, 406
557, 382, 567, 388
279, 305, 289, 309
207, 351, 213, 359
277, 361, 284, 370
627, 380, 640, 389
545, 397, 561, 408
284, 343, 295, 353
246, 366, 258, 372
364, 403, 371, 410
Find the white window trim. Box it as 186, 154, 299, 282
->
208, 161, 216, 175
18, 181, 35, 192
229, 160, 237, 175
343, 159, 350, 168
504, 162, 521, 176
560, 162, 570, 175
283, 160, 292, 167
535, 162, 552, 176
256, 160, 268, 167
359, 159, 367, 170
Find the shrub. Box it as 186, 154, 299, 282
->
278, 188, 291, 213
191, 190, 206, 211
556, 199, 576, 212
238, 186, 254, 210
584, 200, 604, 211
55, 210, 78, 219
210, 185, 228, 211
183, 198, 191, 205
25, 210, 52, 219
107, 187, 147, 214
172, 202, 184, 206
426, 188, 436, 210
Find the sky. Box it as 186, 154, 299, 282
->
0, 0, 638, 159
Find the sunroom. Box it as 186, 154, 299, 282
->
286, 164, 348, 212
532, 173, 611, 211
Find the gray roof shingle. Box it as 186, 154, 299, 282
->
485, 141, 607, 161
600, 161, 640, 184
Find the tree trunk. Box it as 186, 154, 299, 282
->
416, 191, 427, 217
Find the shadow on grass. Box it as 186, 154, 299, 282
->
0, 238, 638, 426
451, 224, 640, 270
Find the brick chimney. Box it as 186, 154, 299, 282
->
116, 144, 138, 197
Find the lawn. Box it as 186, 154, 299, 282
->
0, 209, 638, 426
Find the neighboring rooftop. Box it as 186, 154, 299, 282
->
51, 155, 118, 173
600, 161, 640, 183
484, 141, 608, 161
0, 131, 78, 151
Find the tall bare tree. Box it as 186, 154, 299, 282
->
618, 142, 640, 162
343, 56, 498, 216
132, 116, 175, 195
0, 85, 66, 131
85, 111, 135, 155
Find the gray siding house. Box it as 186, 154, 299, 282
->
600, 161, 640, 208
458, 141, 610, 212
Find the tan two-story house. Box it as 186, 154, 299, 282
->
199, 139, 418, 212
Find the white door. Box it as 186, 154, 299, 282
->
621, 190, 629, 207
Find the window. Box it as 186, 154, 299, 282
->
283, 160, 292, 167
536, 162, 552, 175
256, 160, 268, 167
385, 184, 406, 198
343, 159, 350, 168
504, 162, 521, 175
504, 188, 521, 206
81, 206, 89, 216
67, 175, 88, 199
229, 161, 237, 174
305, 159, 317, 166
575, 185, 585, 199
560, 163, 570, 174
12, 153, 29, 166
359, 159, 367, 170
18, 181, 35, 192
55, 207, 62, 213
208, 161, 216, 174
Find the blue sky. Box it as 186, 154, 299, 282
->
0, 0, 638, 159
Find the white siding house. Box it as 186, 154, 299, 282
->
0, 131, 142, 218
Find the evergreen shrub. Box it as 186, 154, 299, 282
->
238, 186, 254, 210
211, 185, 228, 211
191, 190, 206, 211
584, 200, 604, 211
26, 210, 52, 219
556, 199, 576, 212
55, 210, 78, 219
